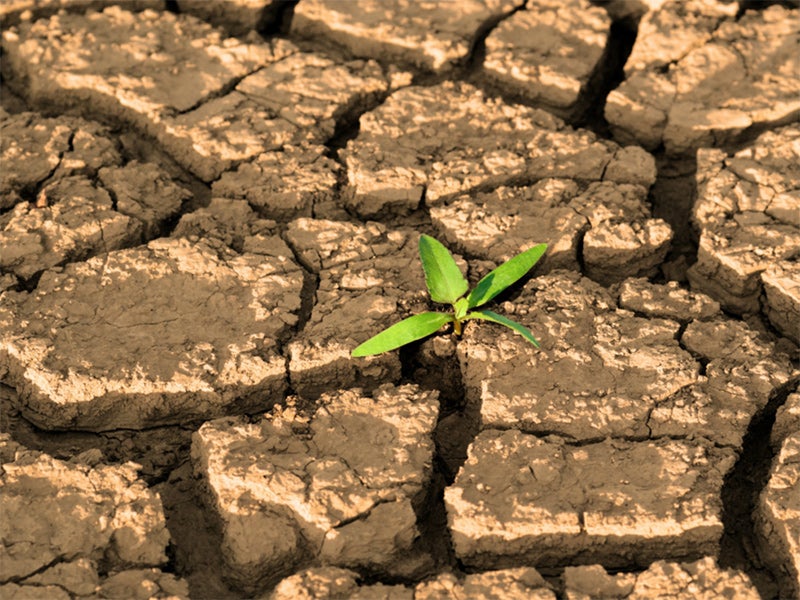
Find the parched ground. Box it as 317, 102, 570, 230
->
1, 1, 798, 598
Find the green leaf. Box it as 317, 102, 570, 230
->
453, 297, 469, 321
465, 309, 540, 348
351, 312, 454, 357
419, 235, 468, 304
466, 243, 547, 309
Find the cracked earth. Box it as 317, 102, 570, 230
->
0, 0, 798, 598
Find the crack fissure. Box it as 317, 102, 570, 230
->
571, 14, 639, 131
175, 66, 268, 117
2, 555, 64, 585
257, 0, 300, 37
649, 155, 700, 279
461, 1, 527, 74
280, 233, 320, 339
718, 380, 800, 598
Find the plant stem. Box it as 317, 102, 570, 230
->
454, 318, 462, 336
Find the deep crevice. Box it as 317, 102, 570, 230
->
293, 268, 320, 336
396, 335, 471, 576
313, 153, 360, 223
1, 380, 196, 487
103, 182, 120, 213
13, 270, 44, 293
574, 226, 589, 275
156, 461, 241, 600
571, 15, 639, 132
461, 1, 527, 74
278, 232, 320, 399
257, 0, 299, 37
718, 380, 800, 600
0, 77, 28, 115
324, 75, 398, 151
325, 109, 362, 153
407, 467, 457, 578
648, 154, 700, 281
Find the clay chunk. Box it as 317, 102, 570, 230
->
192, 384, 439, 592
0, 436, 170, 582
0, 112, 121, 210
618, 278, 720, 322
606, 4, 799, 153
342, 81, 656, 217
687, 126, 800, 319
563, 557, 760, 599
756, 432, 800, 600
761, 262, 800, 345
431, 180, 671, 284
291, 0, 522, 72
482, 0, 610, 115
0, 238, 302, 431
445, 430, 736, 569
1, 7, 284, 132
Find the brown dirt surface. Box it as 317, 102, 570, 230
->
1, 2, 798, 598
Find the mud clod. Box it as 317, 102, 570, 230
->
0, 238, 302, 431
191, 384, 438, 593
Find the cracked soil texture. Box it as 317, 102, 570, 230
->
0, 1, 798, 599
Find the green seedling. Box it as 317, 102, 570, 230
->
351, 235, 547, 357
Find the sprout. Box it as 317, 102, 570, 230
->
352, 235, 546, 357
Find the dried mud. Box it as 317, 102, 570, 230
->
1, 1, 798, 599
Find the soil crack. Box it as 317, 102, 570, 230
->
571, 13, 639, 130
258, 0, 300, 37
461, 0, 527, 74
718, 379, 800, 599
649, 155, 700, 280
